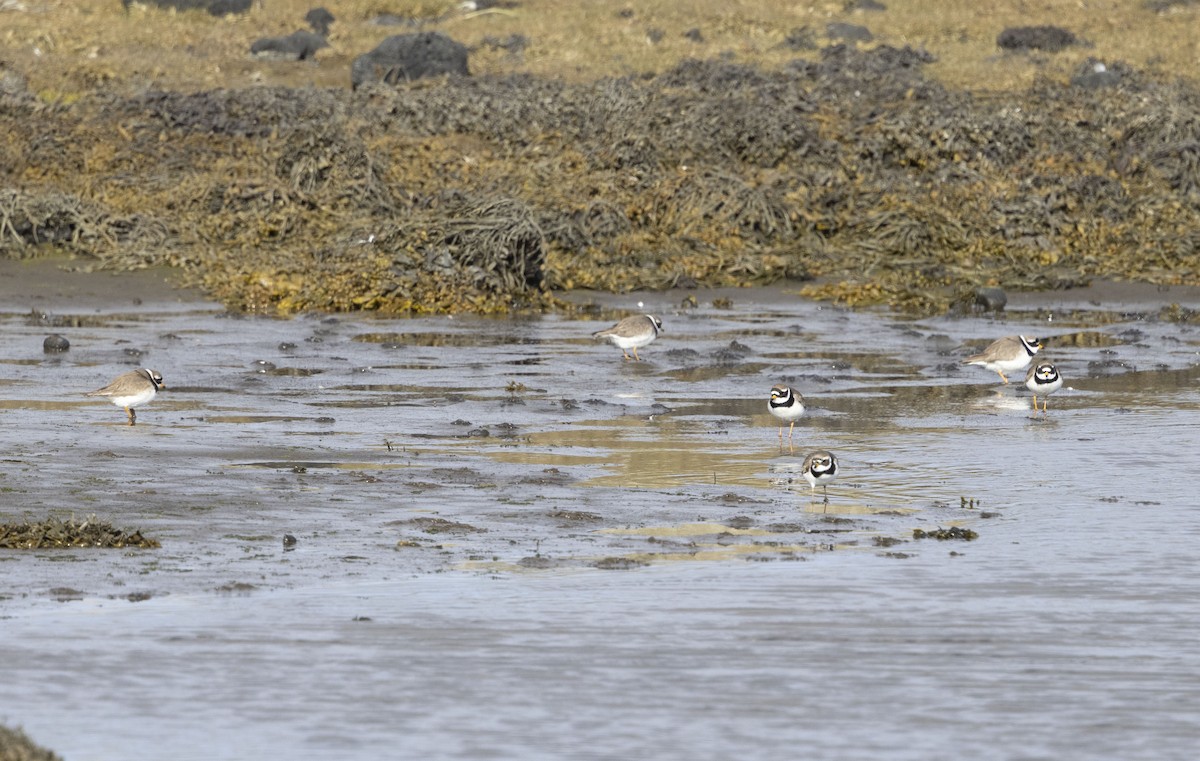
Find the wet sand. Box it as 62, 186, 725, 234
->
2, 263, 1200, 759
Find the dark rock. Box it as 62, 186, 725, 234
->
974, 287, 1007, 311
43, 334, 70, 353
305, 7, 335, 36
351, 32, 470, 90
782, 26, 818, 50
826, 22, 873, 42
124, 0, 252, 15
713, 340, 753, 364
996, 25, 1077, 52
722, 340, 753, 356
206, 0, 251, 13
1143, 0, 1197, 12
845, 0, 887, 9
250, 31, 329, 61
683, 28, 704, 43
370, 14, 421, 27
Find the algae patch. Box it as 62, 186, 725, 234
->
0, 515, 160, 549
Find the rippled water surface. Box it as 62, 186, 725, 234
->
2, 273, 1200, 759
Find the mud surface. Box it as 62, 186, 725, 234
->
2, 269, 1200, 759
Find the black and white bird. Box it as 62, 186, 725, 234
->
963, 335, 1043, 384
768, 385, 805, 452
1025, 362, 1062, 413
86, 368, 165, 426
801, 450, 839, 509
592, 314, 663, 362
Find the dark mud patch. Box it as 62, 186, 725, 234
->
517, 554, 569, 570
46, 587, 85, 601
548, 509, 602, 522
913, 526, 979, 541
592, 556, 652, 570
353, 332, 544, 347
390, 517, 487, 535
215, 581, 258, 595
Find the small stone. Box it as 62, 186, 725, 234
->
974, 287, 1007, 311
250, 30, 329, 61
305, 7, 335, 36
43, 334, 70, 353
996, 25, 1077, 53
350, 32, 470, 90
826, 22, 873, 42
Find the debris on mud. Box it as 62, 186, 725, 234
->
549, 509, 602, 522
592, 556, 652, 570
390, 517, 486, 534
912, 526, 979, 541
0, 515, 160, 549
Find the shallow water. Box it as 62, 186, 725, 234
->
2, 282, 1200, 759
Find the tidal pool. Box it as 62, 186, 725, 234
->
2, 266, 1199, 759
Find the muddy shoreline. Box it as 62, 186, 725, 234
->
8, 254, 1200, 316
6, 1, 1200, 754
2, 259, 1198, 584
3, 263, 1200, 759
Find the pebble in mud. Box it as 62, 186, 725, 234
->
974, 287, 1008, 312
43, 334, 69, 352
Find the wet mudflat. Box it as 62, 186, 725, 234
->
3, 269, 1200, 759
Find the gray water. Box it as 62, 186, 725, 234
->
2, 279, 1199, 760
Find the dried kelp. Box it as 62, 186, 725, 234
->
5, 42, 1200, 315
